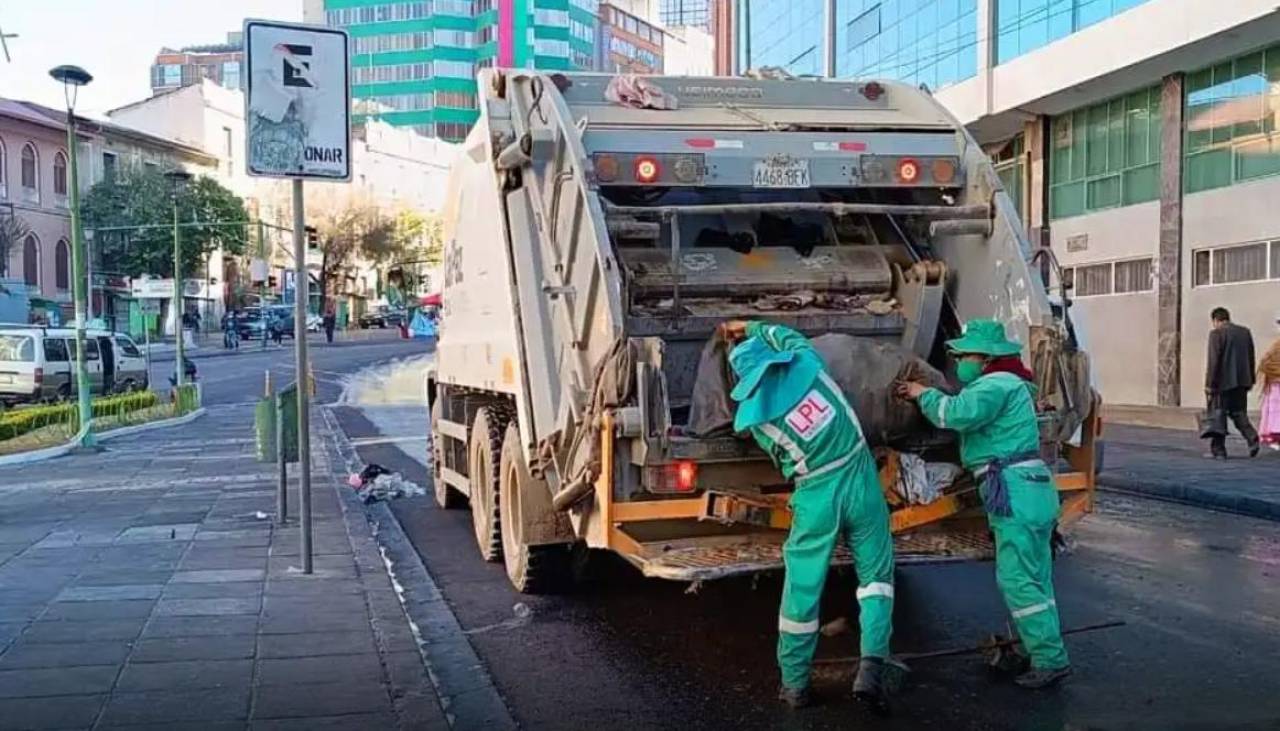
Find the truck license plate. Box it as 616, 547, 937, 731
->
752, 160, 810, 188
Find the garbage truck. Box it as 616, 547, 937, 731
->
426, 70, 1100, 593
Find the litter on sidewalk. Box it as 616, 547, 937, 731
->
349, 462, 426, 504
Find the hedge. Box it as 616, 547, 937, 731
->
0, 391, 160, 441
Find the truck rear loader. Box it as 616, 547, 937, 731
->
427, 70, 1099, 593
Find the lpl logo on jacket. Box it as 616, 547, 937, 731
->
786, 390, 834, 441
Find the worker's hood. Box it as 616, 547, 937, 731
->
729, 336, 821, 431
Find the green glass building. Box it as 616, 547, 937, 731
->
311, 0, 599, 141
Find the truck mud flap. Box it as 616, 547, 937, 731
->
626, 531, 996, 582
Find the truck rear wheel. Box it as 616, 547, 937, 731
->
431, 399, 465, 509
468, 407, 506, 562
499, 423, 573, 594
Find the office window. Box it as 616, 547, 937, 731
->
53, 151, 68, 197
1185, 44, 1280, 194
102, 152, 117, 183
222, 61, 241, 90
997, 0, 1154, 64
534, 8, 568, 27
20, 143, 37, 193
1113, 258, 1153, 293
22, 234, 38, 287
1073, 263, 1113, 297
54, 239, 70, 291
992, 134, 1026, 222
1050, 86, 1161, 219
1192, 241, 1280, 286
846, 5, 880, 50
162, 64, 182, 86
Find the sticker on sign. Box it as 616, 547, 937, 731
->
244, 20, 351, 181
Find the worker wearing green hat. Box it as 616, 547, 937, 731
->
898, 318, 1071, 689
720, 320, 895, 712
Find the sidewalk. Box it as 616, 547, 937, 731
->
0, 403, 455, 730
1100, 423, 1280, 520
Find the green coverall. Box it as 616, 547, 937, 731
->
917, 372, 1070, 671
739, 322, 896, 691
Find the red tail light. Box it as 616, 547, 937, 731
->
675, 461, 697, 492
595, 154, 620, 183
645, 461, 699, 493
33, 367, 43, 385
897, 158, 921, 183
634, 156, 661, 184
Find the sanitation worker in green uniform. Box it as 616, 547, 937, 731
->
898, 319, 1072, 689
720, 320, 895, 712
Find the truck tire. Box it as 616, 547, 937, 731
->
468, 407, 506, 562
499, 423, 573, 594
431, 399, 465, 509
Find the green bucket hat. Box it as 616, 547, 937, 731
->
728, 336, 822, 431
945, 318, 1023, 357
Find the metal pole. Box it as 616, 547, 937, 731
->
86, 234, 93, 322
143, 319, 151, 389
276, 389, 288, 525
292, 179, 312, 574
65, 107, 94, 445
172, 196, 184, 387
259, 220, 267, 350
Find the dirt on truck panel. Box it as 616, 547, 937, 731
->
428, 70, 1099, 591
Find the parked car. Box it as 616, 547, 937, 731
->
0, 327, 149, 406
358, 307, 406, 329
238, 306, 296, 341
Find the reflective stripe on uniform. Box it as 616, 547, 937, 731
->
817, 372, 863, 431
778, 615, 820, 634
973, 458, 1045, 478
936, 395, 951, 428
1010, 599, 1056, 619
855, 582, 895, 601
759, 423, 810, 475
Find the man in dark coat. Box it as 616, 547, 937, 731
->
1205, 307, 1259, 458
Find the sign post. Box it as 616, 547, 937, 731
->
139, 298, 161, 388
245, 18, 351, 574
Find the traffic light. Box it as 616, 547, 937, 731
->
305, 226, 319, 249
268, 274, 278, 289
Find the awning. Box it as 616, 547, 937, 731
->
420, 293, 442, 306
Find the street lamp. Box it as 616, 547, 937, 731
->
49, 63, 94, 447
164, 169, 192, 387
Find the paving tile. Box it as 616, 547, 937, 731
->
153, 598, 261, 616
251, 679, 392, 720
0, 693, 108, 729
262, 595, 369, 616
256, 653, 384, 687
130, 634, 257, 663
98, 722, 244, 731
116, 658, 253, 692
262, 579, 363, 597
382, 650, 433, 699
395, 692, 451, 731
256, 630, 377, 659
249, 712, 398, 730
171, 569, 265, 584
20, 617, 147, 644
141, 614, 258, 639
258, 610, 371, 636
56, 584, 165, 602
0, 604, 46, 623
97, 687, 250, 725
42, 599, 156, 621
116, 524, 199, 543
0, 639, 132, 669
0, 664, 119, 698
74, 570, 175, 587
161, 581, 264, 599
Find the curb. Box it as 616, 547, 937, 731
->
0, 407, 207, 467
322, 406, 517, 731
1099, 475, 1280, 522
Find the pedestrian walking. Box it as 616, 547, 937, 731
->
270, 317, 285, 346
898, 319, 1071, 689
1203, 307, 1259, 459
1257, 312, 1280, 451
323, 306, 337, 344
719, 320, 895, 712
223, 311, 239, 350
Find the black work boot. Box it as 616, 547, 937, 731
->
852, 657, 891, 716
777, 685, 811, 709
1015, 665, 1073, 689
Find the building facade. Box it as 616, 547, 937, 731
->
720, 0, 1280, 408
305, 0, 601, 142
597, 3, 664, 73
660, 0, 710, 29
150, 33, 245, 96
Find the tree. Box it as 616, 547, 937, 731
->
80, 166, 247, 278
303, 191, 396, 315
0, 209, 30, 279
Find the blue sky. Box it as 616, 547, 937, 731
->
0, 0, 302, 116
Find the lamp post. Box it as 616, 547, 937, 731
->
164, 169, 192, 387
49, 64, 94, 447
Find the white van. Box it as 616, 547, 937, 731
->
0, 327, 149, 407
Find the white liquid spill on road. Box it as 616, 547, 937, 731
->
339, 355, 434, 406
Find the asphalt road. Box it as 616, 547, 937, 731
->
335, 406, 1280, 731
149, 331, 427, 407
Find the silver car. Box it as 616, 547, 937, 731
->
0, 327, 149, 406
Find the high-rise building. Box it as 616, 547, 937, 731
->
723, 0, 1280, 409
149, 33, 244, 96
306, 0, 601, 141
597, 3, 664, 74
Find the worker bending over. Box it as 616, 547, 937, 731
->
898, 319, 1071, 689
721, 320, 895, 712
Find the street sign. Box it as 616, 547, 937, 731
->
139, 299, 161, 316
243, 20, 351, 181
131, 278, 173, 299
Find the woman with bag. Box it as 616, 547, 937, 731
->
1258, 313, 1280, 451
